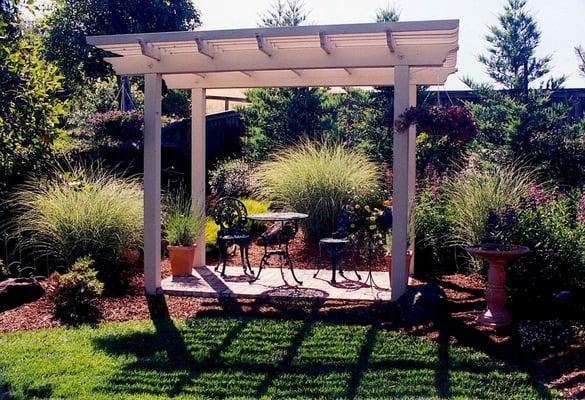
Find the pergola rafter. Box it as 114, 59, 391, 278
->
87, 19, 460, 301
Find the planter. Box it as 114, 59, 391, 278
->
167, 244, 197, 277
385, 250, 413, 285
466, 244, 530, 328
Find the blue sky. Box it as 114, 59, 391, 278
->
196, 0, 585, 89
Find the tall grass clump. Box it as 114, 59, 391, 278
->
6, 163, 143, 282
163, 188, 204, 247
443, 159, 543, 249
255, 141, 382, 243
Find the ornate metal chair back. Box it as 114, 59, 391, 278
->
213, 197, 248, 237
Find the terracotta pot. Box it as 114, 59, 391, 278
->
385, 250, 414, 285
466, 244, 530, 328
167, 244, 197, 277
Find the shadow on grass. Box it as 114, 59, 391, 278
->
88, 294, 556, 399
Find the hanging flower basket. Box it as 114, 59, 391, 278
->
396, 105, 479, 144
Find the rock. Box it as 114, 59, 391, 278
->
394, 283, 446, 325
0, 278, 45, 311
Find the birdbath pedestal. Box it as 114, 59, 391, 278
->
465, 244, 530, 328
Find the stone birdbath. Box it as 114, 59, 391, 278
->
465, 244, 530, 328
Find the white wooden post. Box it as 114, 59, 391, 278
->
407, 84, 417, 275
191, 88, 207, 267
391, 65, 415, 301
144, 73, 162, 295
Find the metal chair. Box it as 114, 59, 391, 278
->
315, 206, 361, 283
213, 197, 253, 277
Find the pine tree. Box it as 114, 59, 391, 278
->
259, 0, 308, 28
478, 0, 563, 96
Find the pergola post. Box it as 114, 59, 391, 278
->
143, 73, 162, 295
407, 84, 417, 275
391, 65, 416, 301
191, 88, 207, 267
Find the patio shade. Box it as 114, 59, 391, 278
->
87, 20, 460, 301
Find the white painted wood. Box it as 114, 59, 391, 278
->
191, 88, 207, 267
255, 33, 273, 56
239, 71, 253, 78
87, 20, 459, 46
386, 30, 396, 53
138, 39, 161, 61
159, 67, 455, 89
143, 73, 162, 295
391, 65, 412, 301
101, 45, 453, 76
407, 84, 417, 276
195, 37, 215, 59
319, 31, 333, 54
290, 69, 302, 76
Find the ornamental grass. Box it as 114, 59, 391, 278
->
6, 163, 143, 277
255, 141, 382, 243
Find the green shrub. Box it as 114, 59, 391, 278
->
209, 159, 257, 198
163, 189, 203, 247
506, 191, 585, 313
256, 142, 381, 243
7, 163, 143, 283
52, 257, 103, 324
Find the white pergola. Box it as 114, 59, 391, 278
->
87, 20, 459, 301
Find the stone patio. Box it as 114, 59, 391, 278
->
161, 266, 392, 302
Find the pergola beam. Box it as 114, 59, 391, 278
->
161, 67, 455, 89
386, 30, 396, 53
319, 31, 333, 54
195, 37, 215, 59
104, 46, 453, 76
138, 39, 161, 61
255, 33, 273, 57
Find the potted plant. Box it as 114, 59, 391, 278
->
465, 206, 529, 328
164, 190, 204, 278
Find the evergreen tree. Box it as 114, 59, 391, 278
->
259, 0, 307, 27
576, 46, 585, 78
242, 0, 331, 160
478, 0, 563, 95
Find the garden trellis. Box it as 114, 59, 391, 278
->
87, 20, 460, 300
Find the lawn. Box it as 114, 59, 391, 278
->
0, 316, 556, 400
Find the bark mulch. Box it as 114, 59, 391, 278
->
0, 239, 582, 398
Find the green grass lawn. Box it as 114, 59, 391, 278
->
0, 317, 556, 400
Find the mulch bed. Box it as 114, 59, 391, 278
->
0, 237, 583, 398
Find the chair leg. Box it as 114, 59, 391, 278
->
218, 241, 228, 277
285, 253, 302, 285
239, 245, 247, 274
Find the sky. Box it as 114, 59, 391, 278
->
194, 0, 585, 90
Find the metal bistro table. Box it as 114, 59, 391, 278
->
247, 212, 309, 285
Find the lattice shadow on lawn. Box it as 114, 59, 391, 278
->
90, 298, 554, 400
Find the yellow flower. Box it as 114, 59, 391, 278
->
364, 205, 370, 211
369, 225, 376, 230
355, 204, 360, 209
369, 216, 376, 222
383, 199, 391, 207
350, 223, 355, 228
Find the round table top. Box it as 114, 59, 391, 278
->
247, 212, 309, 222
